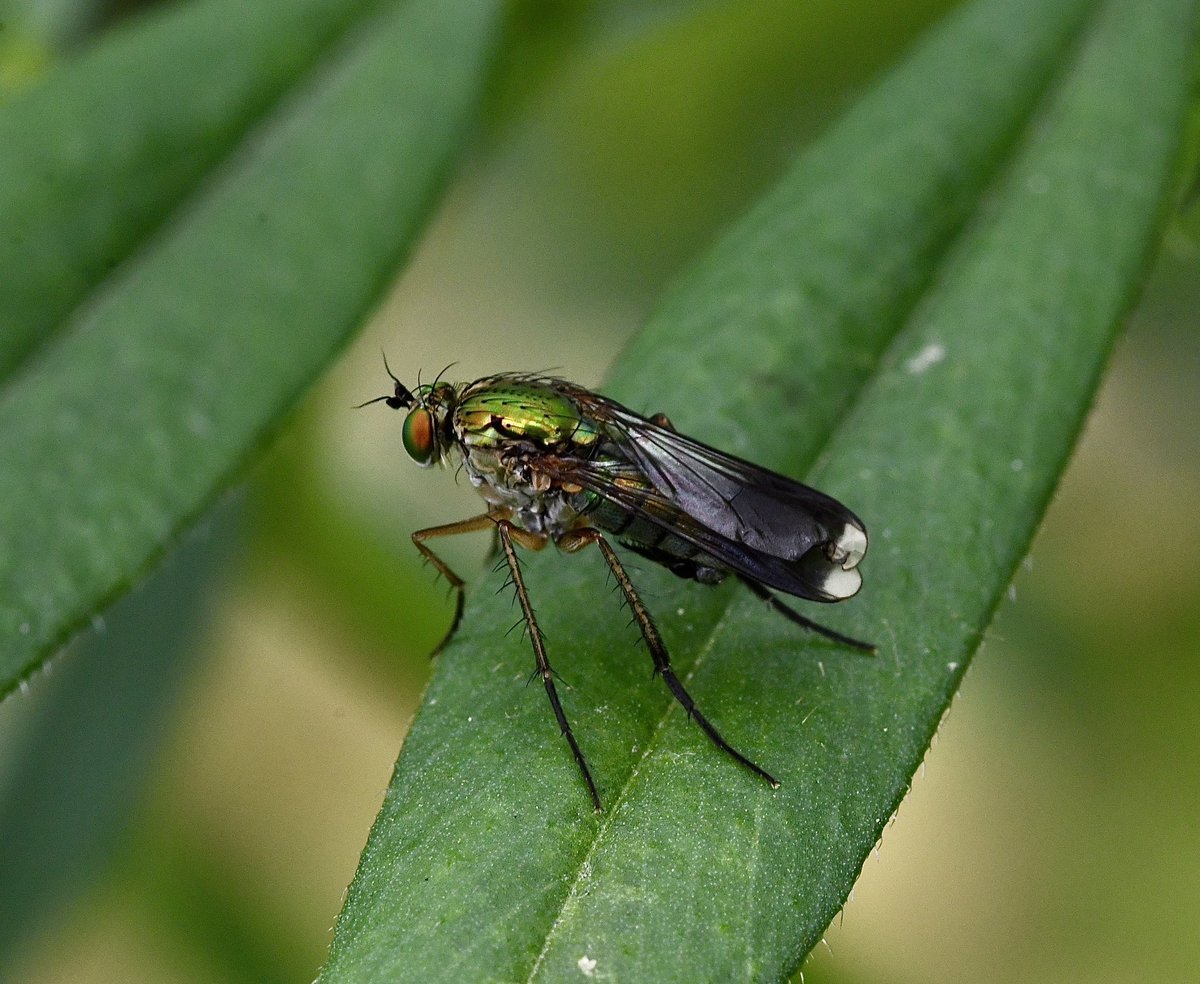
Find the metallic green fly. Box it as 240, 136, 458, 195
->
362, 365, 872, 811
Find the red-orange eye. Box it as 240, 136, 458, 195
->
402, 408, 437, 465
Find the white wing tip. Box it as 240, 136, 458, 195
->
820, 564, 862, 600
834, 522, 867, 568
820, 523, 867, 599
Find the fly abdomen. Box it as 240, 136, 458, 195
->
580, 496, 726, 585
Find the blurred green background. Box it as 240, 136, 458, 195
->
1, 1, 1197, 982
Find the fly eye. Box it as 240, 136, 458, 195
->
402, 408, 438, 465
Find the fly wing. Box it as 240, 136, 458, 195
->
544, 387, 868, 601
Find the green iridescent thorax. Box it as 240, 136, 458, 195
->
453, 379, 601, 453
443, 378, 606, 535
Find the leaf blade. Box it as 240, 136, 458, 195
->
0, 0, 390, 376
0, 498, 237, 975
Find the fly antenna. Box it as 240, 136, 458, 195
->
382, 349, 402, 386
356, 351, 415, 409
354, 393, 396, 409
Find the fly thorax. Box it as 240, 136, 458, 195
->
459, 445, 582, 536
460, 445, 523, 504
460, 443, 538, 502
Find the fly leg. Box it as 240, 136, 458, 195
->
738, 576, 876, 653
558, 527, 780, 790
412, 513, 502, 655
496, 521, 603, 812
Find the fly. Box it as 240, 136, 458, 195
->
361, 364, 873, 811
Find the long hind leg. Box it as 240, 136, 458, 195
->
558, 527, 779, 789
737, 576, 876, 653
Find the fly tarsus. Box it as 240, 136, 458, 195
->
497, 522, 603, 812
738, 576, 877, 653
658, 666, 780, 788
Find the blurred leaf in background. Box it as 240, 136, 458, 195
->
0, 0, 101, 88
0, 498, 237, 981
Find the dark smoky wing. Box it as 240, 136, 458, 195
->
567, 390, 866, 562
538, 455, 857, 602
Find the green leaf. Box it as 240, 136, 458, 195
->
0, 496, 237, 976
321, 0, 1196, 981
0, 0, 389, 375
0, 0, 504, 697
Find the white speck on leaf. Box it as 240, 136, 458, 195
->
1011, 457, 1024, 471
578, 955, 597, 976
905, 342, 945, 374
